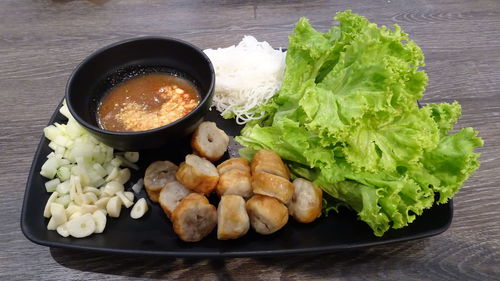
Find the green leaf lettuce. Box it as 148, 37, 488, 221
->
236, 11, 483, 236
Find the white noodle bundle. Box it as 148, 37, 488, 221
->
204, 36, 286, 124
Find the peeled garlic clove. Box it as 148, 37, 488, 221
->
106, 196, 122, 218
56, 224, 70, 237
116, 191, 133, 208
124, 152, 139, 163
95, 197, 111, 209
80, 204, 98, 214
66, 214, 96, 238
83, 186, 100, 196
74, 193, 86, 205
47, 217, 58, 230
116, 168, 131, 185
124, 191, 134, 202
95, 208, 107, 216
92, 211, 107, 233
69, 212, 83, 220
43, 192, 59, 218
105, 167, 119, 182
84, 192, 98, 204
50, 203, 67, 226
130, 198, 148, 219
102, 181, 124, 197
65, 205, 83, 217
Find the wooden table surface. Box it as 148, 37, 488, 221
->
1, 0, 499, 280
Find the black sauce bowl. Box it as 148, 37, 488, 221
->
65, 36, 215, 151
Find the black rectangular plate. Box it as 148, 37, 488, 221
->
21, 102, 453, 258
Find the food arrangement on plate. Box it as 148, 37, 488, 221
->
31, 11, 483, 247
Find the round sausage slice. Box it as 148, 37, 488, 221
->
246, 195, 288, 235
216, 169, 252, 198
144, 161, 178, 202
172, 193, 217, 242
217, 195, 249, 240
287, 178, 323, 223
217, 158, 250, 175
158, 181, 192, 219
251, 150, 290, 180
176, 154, 219, 194
251, 171, 294, 204
191, 121, 229, 162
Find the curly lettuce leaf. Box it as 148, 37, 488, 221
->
236, 11, 482, 236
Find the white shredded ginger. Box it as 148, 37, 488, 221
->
204, 36, 286, 124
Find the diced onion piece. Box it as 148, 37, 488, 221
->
131, 178, 144, 194
59, 103, 73, 120
130, 198, 148, 219
44, 192, 59, 218
45, 178, 60, 193
116, 191, 133, 208
55, 146, 66, 157
43, 125, 60, 142
48, 141, 60, 151
54, 135, 70, 147
92, 211, 107, 233
56, 224, 70, 237
40, 157, 60, 179
66, 214, 96, 238
66, 119, 85, 139
56, 180, 70, 194
106, 196, 122, 218
124, 152, 139, 163
56, 166, 71, 182
55, 194, 71, 207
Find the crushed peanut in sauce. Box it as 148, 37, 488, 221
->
97, 73, 200, 132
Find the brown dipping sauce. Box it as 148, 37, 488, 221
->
97, 73, 200, 132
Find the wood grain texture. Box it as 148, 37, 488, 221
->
1, 0, 499, 280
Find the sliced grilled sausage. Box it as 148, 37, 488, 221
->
217, 195, 249, 240
251, 171, 294, 204
217, 158, 250, 175
158, 181, 192, 219
216, 169, 252, 198
172, 193, 217, 242
191, 121, 229, 162
176, 154, 219, 194
246, 195, 288, 235
287, 178, 322, 223
144, 161, 178, 202
251, 150, 290, 180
